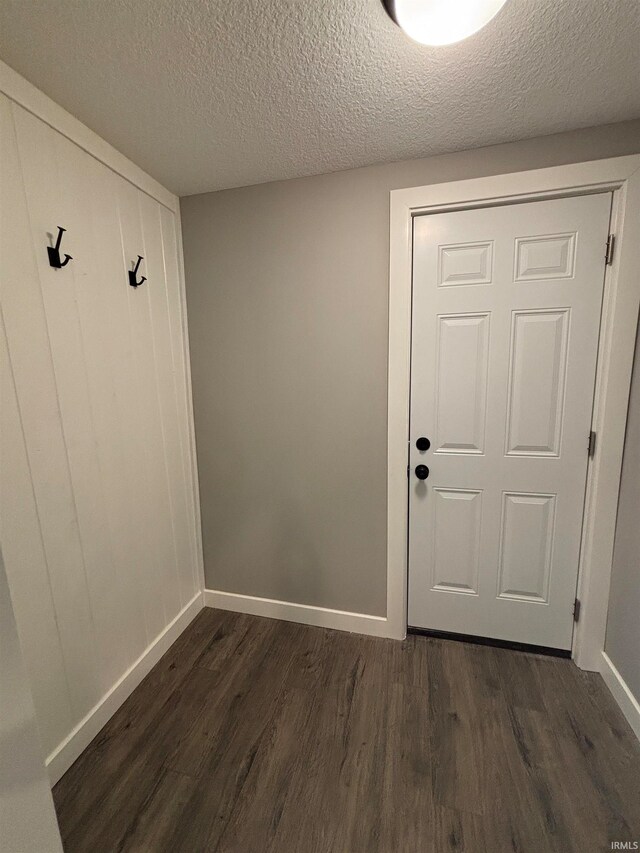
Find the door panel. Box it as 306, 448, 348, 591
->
435, 313, 490, 454
496, 491, 555, 602
408, 193, 612, 649
505, 308, 569, 456
432, 488, 483, 594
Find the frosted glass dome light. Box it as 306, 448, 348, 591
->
384, 0, 509, 46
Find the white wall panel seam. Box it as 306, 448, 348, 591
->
0, 306, 75, 731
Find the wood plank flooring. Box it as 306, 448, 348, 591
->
53, 608, 640, 852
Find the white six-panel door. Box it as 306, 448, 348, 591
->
408, 193, 612, 649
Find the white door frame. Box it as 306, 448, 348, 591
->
386, 155, 640, 671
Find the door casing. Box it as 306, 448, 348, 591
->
386, 156, 640, 671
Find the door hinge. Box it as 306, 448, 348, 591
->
573, 598, 581, 622
588, 430, 597, 458
407, 464, 410, 477
605, 234, 615, 265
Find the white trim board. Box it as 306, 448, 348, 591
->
599, 652, 640, 742
387, 156, 640, 665
46, 592, 203, 785
0, 59, 177, 214
204, 589, 392, 638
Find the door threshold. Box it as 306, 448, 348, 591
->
408, 627, 571, 658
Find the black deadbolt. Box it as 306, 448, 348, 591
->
416, 437, 431, 451
415, 464, 430, 480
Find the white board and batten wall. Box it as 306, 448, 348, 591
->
0, 62, 204, 784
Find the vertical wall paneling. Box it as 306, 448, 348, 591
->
0, 311, 73, 752
139, 193, 193, 609
82, 164, 160, 652
115, 180, 174, 640
2, 98, 100, 723
160, 206, 203, 595
0, 96, 75, 755
13, 105, 135, 693
54, 129, 148, 669
1, 84, 201, 775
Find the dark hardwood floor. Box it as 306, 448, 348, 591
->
53, 608, 640, 852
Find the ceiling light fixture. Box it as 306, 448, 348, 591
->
383, 0, 508, 46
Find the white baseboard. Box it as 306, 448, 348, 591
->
599, 651, 640, 741
46, 592, 203, 785
204, 589, 393, 638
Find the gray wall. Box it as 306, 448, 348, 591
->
606, 325, 640, 703
181, 119, 640, 616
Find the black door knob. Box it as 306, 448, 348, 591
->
415, 464, 430, 480
416, 437, 431, 451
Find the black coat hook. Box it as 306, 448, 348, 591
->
128, 255, 147, 288
47, 226, 72, 269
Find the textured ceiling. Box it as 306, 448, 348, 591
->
1, 0, 639, 196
